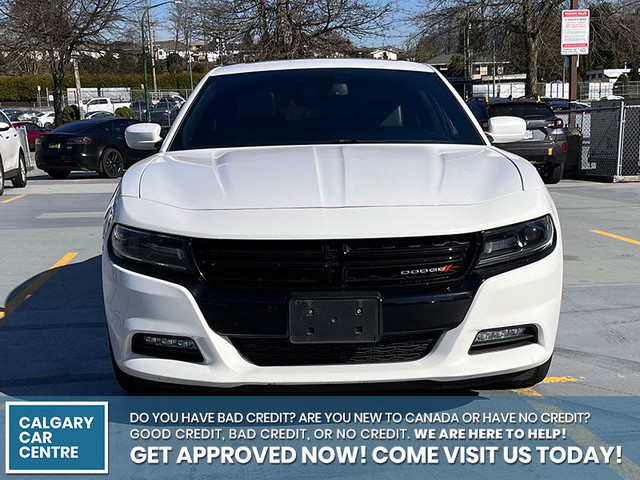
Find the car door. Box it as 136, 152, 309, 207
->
0, 111, 20, 171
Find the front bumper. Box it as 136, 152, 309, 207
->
102, 241, 562, 388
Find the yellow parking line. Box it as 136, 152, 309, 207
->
513, 387, 543, 396
540, 376, 579, 384
591, 230, 640, 246
513, 375, 581, 395
1, 193, 28, 204
0, 252, 78, 326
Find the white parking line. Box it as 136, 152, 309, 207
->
37, 212, 104, 219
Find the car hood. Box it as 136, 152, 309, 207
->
136, 144, 523, 210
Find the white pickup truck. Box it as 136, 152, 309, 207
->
85, 97, 131, 114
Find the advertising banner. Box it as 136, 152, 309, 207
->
2, 396, 639, 479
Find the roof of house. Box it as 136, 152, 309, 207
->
425, 53, 506, 66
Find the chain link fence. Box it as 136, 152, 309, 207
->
557, 100, 640, 180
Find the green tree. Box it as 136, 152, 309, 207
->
166, 53, 184, 74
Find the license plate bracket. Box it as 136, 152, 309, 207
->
289, 292, 382, 344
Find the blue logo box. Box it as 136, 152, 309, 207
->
5, 401, 108, 474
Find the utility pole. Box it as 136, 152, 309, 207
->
569, 0, 579, 104
148, 9, 158, 94
72, 58, 84, 118
187, 28, 194, 91
492, 39, 496, 98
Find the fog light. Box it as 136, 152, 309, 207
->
132, 333, 203, 363
470, 325, 537, 353
143, 335, 196, 349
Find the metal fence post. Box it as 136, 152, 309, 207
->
616, 102, 626, 177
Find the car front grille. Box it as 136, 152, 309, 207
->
190, 234, 478, 289
230, 333, 441, 366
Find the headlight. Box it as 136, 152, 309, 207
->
110, 224, 193, 272
477, 215, 555, 267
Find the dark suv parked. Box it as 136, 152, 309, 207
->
467, 98, 567, 183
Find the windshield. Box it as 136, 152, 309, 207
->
489, 103, 554, 119
169, 68, 484, 150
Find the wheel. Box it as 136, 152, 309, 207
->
544, 164, 564, 184
44, 122, 53, 129
11, 151, 27, 188
45, 169, 70, 179
100, 147, 124, 178
489, 356, 553, 390
0, 160, 4, 196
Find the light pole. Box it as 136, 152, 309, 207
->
141, 1, 181, 122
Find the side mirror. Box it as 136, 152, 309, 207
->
486, 116, 526, 144
125, 122, 163, 150
0, 121, 11, 131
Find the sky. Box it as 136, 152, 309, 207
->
149, 0, 426, 49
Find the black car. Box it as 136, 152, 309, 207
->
467, 98, 567, 183
35, 118, 149, 179
130, 99, 148, 120
541, 97, 589, 111
150, 100, 180, 126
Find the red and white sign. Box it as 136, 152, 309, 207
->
561, 10, 590, 55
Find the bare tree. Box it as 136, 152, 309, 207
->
414, 0, 565, 95
0, 0, 137, 125
193, 0, 395, 61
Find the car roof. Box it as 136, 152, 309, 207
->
481, 98, 549, 106
206, 59, 437, 78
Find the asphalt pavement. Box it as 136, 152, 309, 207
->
0, 166, 639, 397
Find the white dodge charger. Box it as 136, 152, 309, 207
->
102, 59, 562, 392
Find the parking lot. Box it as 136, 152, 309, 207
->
0, 165, 639, 397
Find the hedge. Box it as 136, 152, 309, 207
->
0, 72, 206, 102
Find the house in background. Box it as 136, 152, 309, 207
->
425, 53, 508, 80
371, 47, 401, 61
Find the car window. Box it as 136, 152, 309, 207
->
488, 103, 554, 119
113, 119, 136, 134
0, 111, 11, 124
51, 122, 92, 133
89, 121, 113, 134
170, 68, 484, 150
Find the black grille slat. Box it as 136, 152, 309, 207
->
191, 235, 477, 289
344, 239, 472, 258
231, 333, 440, 366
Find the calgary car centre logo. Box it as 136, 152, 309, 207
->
5, 401, 108, 474
401, 264, 453, 276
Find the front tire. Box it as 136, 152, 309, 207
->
11, 151, 27, 188
45, 169, 70, 179
100, 147, 124, 178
